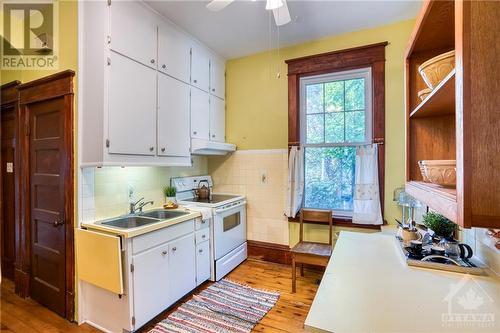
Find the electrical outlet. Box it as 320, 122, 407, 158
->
260, 170, 268, 184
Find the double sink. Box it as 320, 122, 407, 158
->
98, 209, 190, 229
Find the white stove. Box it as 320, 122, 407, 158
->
171, 176, 247, 281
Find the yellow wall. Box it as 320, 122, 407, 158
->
225, 19, 415, 232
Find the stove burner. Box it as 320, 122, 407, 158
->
183, 194, 240, 204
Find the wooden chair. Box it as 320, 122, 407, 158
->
291, 209, 333, 293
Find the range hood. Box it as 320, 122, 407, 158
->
191, 138, 236, 155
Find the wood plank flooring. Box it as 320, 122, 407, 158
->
1, 259, 322, 332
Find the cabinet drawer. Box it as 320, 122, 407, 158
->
132, 219, 194, 254
195, 217, 209, 230
196, 241, 210, 285
195, 228, 210, 244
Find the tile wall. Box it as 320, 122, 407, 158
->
208, 149, 290, 245
460, 228, 500, 276
79, 157, 207, 224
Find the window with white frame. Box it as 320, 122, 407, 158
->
300, 68, 372, 216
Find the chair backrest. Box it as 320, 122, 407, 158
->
299, 209, 333, 245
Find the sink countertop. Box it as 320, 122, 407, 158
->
305, 231, 500, 333
80, 208, 201, 238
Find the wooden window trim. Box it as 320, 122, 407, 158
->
285, 42, 387, 226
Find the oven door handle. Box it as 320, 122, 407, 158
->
215, 201, 246, 214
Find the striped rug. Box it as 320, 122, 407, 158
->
149, 279, 280, 333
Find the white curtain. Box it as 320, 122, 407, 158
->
353, 144, 383, 225
285, 146, 304, 218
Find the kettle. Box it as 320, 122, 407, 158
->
194, 180, 210, 200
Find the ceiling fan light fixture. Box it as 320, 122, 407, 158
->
266, 0, 283, 10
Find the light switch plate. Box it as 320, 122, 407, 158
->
6, 162, 13, 173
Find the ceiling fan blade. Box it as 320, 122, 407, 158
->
272, 0, 291, 26
206, 0, 234, 12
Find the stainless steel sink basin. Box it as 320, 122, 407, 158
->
141, 209, 190, 220
100, 216, 160, 229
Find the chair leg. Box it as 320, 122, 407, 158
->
292, 257, 296, 293
300, 263, 304, 277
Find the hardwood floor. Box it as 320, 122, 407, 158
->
0, 259, 322, 332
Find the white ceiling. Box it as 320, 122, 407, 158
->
145, 0, 422, 59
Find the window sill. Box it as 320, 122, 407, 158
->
288, 216, 383, 230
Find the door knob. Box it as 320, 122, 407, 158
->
53, 220, 64, 227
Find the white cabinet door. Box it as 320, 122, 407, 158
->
209, 96, 225, 142
108, 52, 157, 155
109, 0, 157, 68
158, 73, 190, 157
158, 23, 191, 84
190, 87, 210, 140
210, 57, 225, 100
191, 44, 210, 92
132, 243, 170, 329
196, 241, 210, 286
169, 234, 196, 302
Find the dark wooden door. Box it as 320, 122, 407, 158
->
1, 105, 16, 280
28, 97, 68, 316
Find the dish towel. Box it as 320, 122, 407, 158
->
353, 144, 383, 225
285, 146, 304, 218
182, 205, 213, 220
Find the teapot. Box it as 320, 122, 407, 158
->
194, 180, 210, 200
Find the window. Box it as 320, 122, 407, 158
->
300, 68, 372, 216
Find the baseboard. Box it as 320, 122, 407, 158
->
14, 268, 29, 298
247, 240, 291, 265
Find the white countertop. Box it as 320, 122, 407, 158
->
305, 231, 500, 333
81, 208, 201, 238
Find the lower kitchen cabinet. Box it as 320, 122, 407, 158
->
196, 241, 210, 285
77, 218, 210, 332
168, 234, 196, 302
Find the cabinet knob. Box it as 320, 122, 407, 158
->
161, 147, 166, 152
162, 64, 166, 69
172, 247, 177, 252
212, 134, 215, 138
199, 249, 203, 253
212, 88, 215, 92
161, 250, 168, 255
149, 146, 154, 151
202, 234, 206, 239
151, 59, 155, 64
193, 79, 197, 83
53, 219, 64, 227
193, 131, 197, 135
201, 220, 206, 224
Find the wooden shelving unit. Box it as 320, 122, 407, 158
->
404, 0, 500, 229
410, 70, 455, 118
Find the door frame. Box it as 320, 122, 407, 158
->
0, 80, 22, 286
17, 70, 76, 320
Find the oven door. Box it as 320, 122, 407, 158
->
213, 201, 246, 260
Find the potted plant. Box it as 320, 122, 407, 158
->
422, 211, 457, 240
163, 186, 177, 207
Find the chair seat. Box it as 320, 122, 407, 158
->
291, 241, 332, 257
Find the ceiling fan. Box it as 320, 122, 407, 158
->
206, 0, 291, 26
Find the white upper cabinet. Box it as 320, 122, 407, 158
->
158, 73, 191, 157
108, 52, 157, 156
210, 57, 225, 100
191, 87, 210, 140
109, 0, 157, 68
158, 22, 191, 84
191, 43, 210, 92
210, 96, 225, 142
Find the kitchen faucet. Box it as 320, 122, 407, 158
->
129, 197, 154, 214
